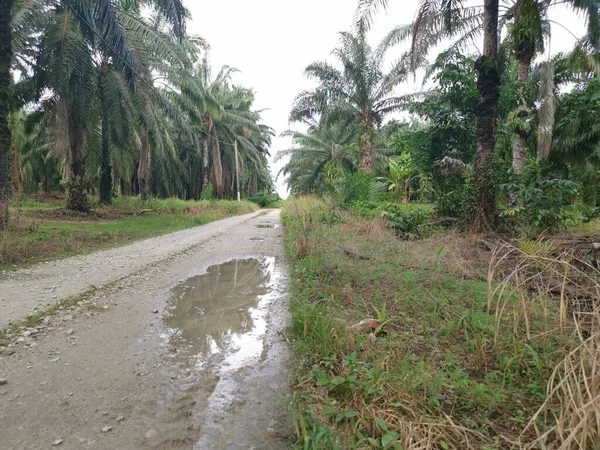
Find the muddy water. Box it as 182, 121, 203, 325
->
164, 258, 273, 369
161, 257, 289, 448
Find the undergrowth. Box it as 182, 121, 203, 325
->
282, 196, 599, 449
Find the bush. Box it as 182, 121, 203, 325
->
334, 172, 386, 208
499, 178, 582, 234
435, 177, 476, 221
381, 203, 434, 239
200, 183, 213, 200
248, 190, 282, 208
348, 200, 384, 221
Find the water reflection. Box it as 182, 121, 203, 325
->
163, 259, 273, 368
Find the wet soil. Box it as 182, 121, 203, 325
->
0, 210, 291, 449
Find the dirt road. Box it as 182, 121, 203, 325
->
0, 209, 291, 449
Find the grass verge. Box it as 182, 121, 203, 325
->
282, 196, 599, 449
1, 197, 258, 270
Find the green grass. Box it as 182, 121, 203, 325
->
1, 196, 258, 270
282, 197, 573, 449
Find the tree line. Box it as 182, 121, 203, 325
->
279, 0, 600, 234
0, 0, 275, 226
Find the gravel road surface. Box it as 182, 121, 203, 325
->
0, 209, 291, 450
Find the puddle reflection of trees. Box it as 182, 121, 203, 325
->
165, 259, 269, 357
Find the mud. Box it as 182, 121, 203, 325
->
0, 209, 291, 450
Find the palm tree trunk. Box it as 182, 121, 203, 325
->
112, 166, 121, 198
512, 53, 534, 176
251, 173, 257, 197
99, 124, 112, 204
213, 138, 224, 198
99, 117, 112, 205
99, 67, 112, 205
0, 0, 15, 229
66, 114, 89, 212
202, 131, 210, 193
138, 129, 150, 201
471, 0, 500, 231
10, 136, 23, 193
358, 121, 374, 172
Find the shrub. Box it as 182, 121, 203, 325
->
348, 200, 384, 221
381, 203, 434, 239
334, 172, 386, 208
499, 179, 582, 234
435, 177, 476, 221
200, 183, 213, 200
249, 190, 282, 208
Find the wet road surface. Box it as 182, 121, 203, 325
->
0, 209, 291, 449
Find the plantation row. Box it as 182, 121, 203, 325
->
0, 0, 277, 226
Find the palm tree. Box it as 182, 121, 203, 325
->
357, 0, 600, 228
107, 8, 196, 203
358, 0, 600, 169
472, 0, 500, 230
9, 0, 188, 211
174, 63, 266, 198
290, 29, 408, 173
276, 125, 357, 194
209, 85, 266, 198
0, 0, 15, 228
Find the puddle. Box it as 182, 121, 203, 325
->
253, 224, 276, 229
249, 236, 268, 241
163, 258, 276, 370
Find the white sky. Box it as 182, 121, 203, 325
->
184, 0, 585, 198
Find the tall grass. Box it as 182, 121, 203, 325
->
100, 196, 257, 215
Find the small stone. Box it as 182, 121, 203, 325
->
50, 357, 60, 363
346, 318, 380, 334
116, 415, 124, 422
0, 378, 6, 385
152, 309, 159, 314
52, 438, 63, 446
66, 329, 74, 335
100, 425, 112, 433
145, 429, 158, 440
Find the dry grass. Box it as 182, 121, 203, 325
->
520, 311, 600, 449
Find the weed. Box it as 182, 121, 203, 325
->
283, 196, 595, 449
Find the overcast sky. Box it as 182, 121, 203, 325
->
184, 1, 585, 198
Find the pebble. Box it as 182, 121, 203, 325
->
152, 309, 159, 314
52, 438, 63, 446
100, 425, 112, 433
0, 378, 7, 385
145, 429, 158, 440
